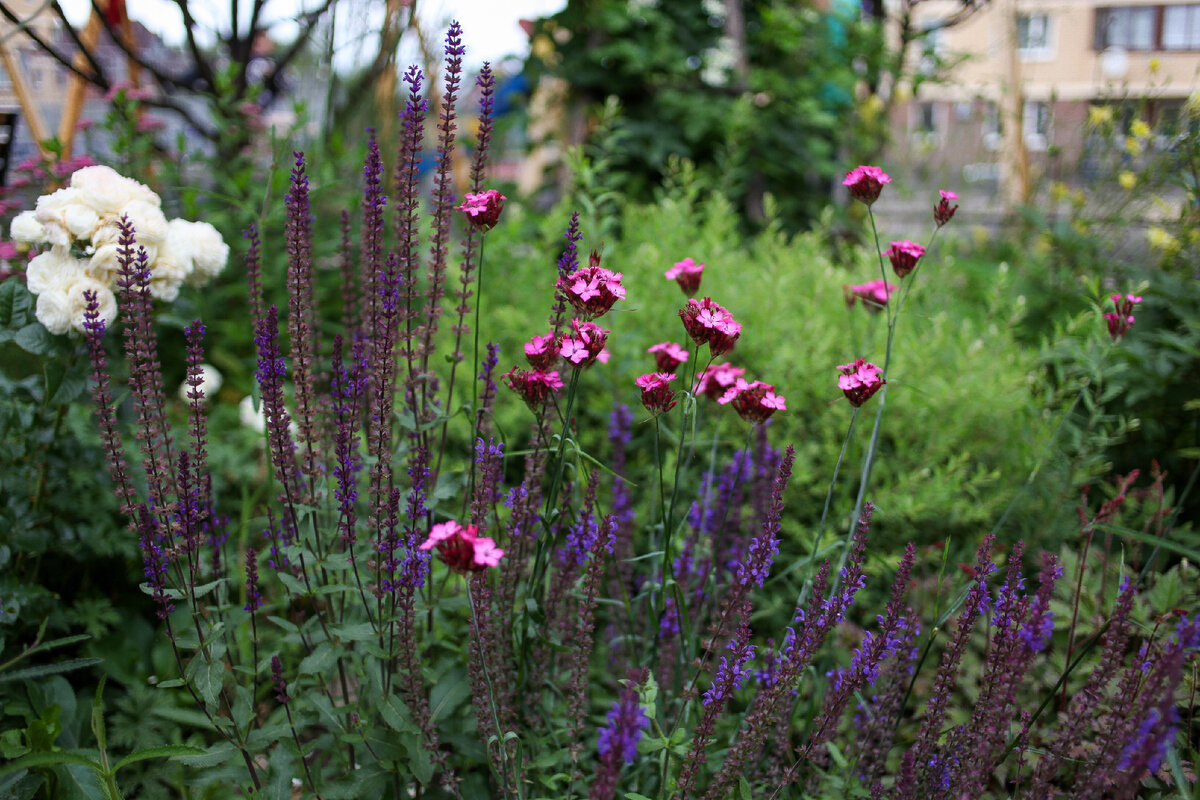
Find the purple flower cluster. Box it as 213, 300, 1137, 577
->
596, 682, 650, 764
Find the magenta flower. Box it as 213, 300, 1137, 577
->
1105, 293, 1143, 340
694, 362, 746, 400
636, 372, 678, 414
419, 520, 505, 573
843, 165, 892, 205
556, 253, 626, 319
524, 331, 560, 370
503, 366, 564, 408
559, 318, 609, 367
665, 257, 705, 296
837, 359, 885, 407
456, 189, 506, 231
934, 190, 959, 227
718, 379, 786, 424
680, 297, 741, 355
648, 341, 689, 373
843, 279, 898, 312
884, 240, 926, 279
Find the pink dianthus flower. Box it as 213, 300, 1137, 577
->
524, 331, 560, 370
665, 257, 705, 296
837, 359, 885, 407
456, 189, 506, 231
636, 372, 678, 414
843, 165, 892, 205
419, 521, 504, 573
1105, 293, 1143, 340
679, 297, 741, 355
503, 366, 564, 408
694, 362, 746, 400
556, 252, 626, 319
884, 240, 926, 279
559, 318, 609, 367
934, 190, 959, 227
719, 379, 786, 424
647, 341, 689, 373
843, 279, 897, 312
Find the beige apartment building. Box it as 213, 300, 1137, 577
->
891, 0, 1200, 197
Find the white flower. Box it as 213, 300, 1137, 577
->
239, 395, 267, 434
121, 200, 169, 247
11, 210, 46, 243
63, 203, 100, 240
179, 363, 223, 403
87, 241, 159, 287
70, 165, 160, 214
33, 274, 113, 334
148, 254, 187, 302
34, 187, 83, 246
167, 219, 228, 285
25, 248, 85, 295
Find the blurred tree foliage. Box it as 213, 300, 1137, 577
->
524, 0, 888, 231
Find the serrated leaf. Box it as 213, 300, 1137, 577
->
175, 741, 237, 767
378, 696, 418, 734
0, 750, 103, 779
188, 656, 225, 710
404, 733, 433, 784
298, 642, 337, 676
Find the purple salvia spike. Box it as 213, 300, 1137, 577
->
115, 216, 177, 523
338, 208, 360, 335
393, 65, 427, 416
254, 305, 303, 540
415, 22, 465, 414
331, 335, 361, 550
565, 517, 615, 761
137, 504, 173, 619
470, 62, 495, 193
285, 152, 321, 498
244, 225, 266, 337
81, 291, 137, 522
244, 547, 261, 613
470, 438, 505, 530
591, 668, 651, 800
183, 321, 213, 523
474, 341, 500, 439
401, 445, 432, 591
550, 212, 583, 335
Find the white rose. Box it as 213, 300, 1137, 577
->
168, 219, 229, 285
35, 286, 73, 334
25, 248, 85, 295
239, 395, 267, 434
11, 211, 46, 243
179, 363, 223, 403
90, 219, 122, 248
154, 238, 194, 282
34, 187, 82, 246
66, 277, 118, 333
148, 255, 187, 301
121, 200, 168, 247
63, 203, 100, 240
70, 165, 160, 213
88, 242, 159, 287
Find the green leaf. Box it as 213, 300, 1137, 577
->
112, 744, 206, 772
624, 794, 655, 800
0, 279, 32, 328
174, 742, 237, 767
0, 750, 103, 780
404, 733, 434, 785
0, 658, 103, 684
186, 656, 225, 711
1146, 567, 1185, 615
298, 642, 337, 676
378, 696, 418, 734
14, 324, 53, 355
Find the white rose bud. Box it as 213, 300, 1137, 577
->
11, 210, 46, 243
35, 187, 82, 247
168, 219, 229, 285
179, 363, 223, 403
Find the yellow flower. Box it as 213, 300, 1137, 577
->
1125, 136, 1143, 157
1073, 219, 1090, 236
1088, 105, 1113, 127
1146, 226, 1181, 255
1118, 171, 1137, 190
1130, 119, 1151, 140
1050, 181, 1071, 202
1149, 58, 1161, 73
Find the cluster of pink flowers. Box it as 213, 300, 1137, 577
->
420, 521, 504, 573
556, 252, 626, 319
456, 189, 506, 231
636, 372, 679, 414
560, 319, 610, 367
1105, 293, 1143, 340
503, 367, 564, 408
694, 363, 746, 400
524, 330, 559, 370
718, 378, 787, 424
837, 359, 886, 408
843, 279, 897, 312
647, 341, 688, 373
884, 240, 926, 279
665, 257, 705, 296
679, 297, 741, 356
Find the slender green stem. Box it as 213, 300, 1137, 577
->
463, 234, 488, 519
467, 581, 518, 800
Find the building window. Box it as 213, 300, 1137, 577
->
1017, 13, 1053, 56
1162, 5, 1200, 49
1024, 100, 1052, 151
1095, 6, 1158, 50
917, 102, 937, 134
982, 102, 1002, 151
